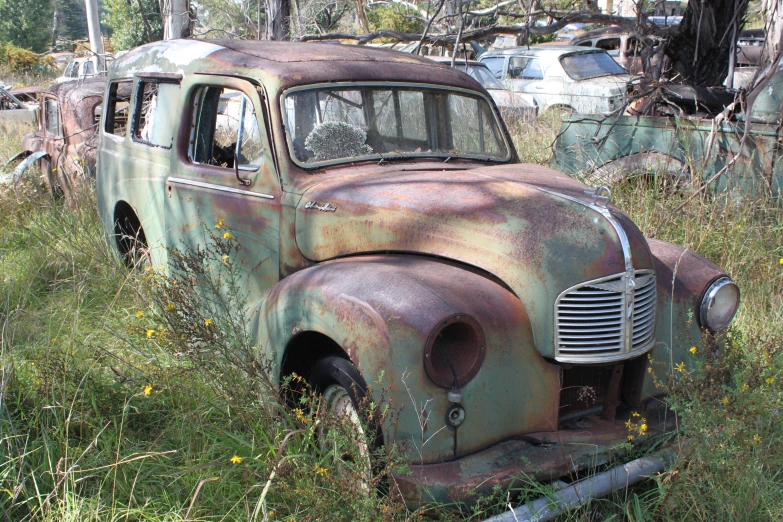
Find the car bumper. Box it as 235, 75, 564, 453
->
392, 402, 673, 508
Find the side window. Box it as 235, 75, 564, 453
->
596, 38, 621, 56
83, 60, 95, 76
132, 79, 181, 148
508, 57, 544, 80
105, 80, 132, 136
576, 40, 594, 47
190, 86, 265, 170
45, 99, 60, 135
480, 57, 505, 79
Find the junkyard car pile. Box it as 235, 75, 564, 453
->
93, 40, 738, 507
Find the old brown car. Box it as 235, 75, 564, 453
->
20, 78, 117, 198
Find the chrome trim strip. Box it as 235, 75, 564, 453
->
167, 177, 275, 199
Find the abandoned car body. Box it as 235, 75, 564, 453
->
552, 64, 783, 196
97, 40, 740, 506
0, 85, 39, 129
20, 78, 113, 197
478, 45, 631, 115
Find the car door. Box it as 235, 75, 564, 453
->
166, 75, 281, 304
506, 56, 550, 108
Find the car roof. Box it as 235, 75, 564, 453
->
479, 44, 605, 57
45, 78, 106, 105
426, 56, 486, 67
111, 39, 483, 94
573, 26, 628, 40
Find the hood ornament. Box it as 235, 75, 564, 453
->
305, 201, 337, 212
584, 186, 612, 207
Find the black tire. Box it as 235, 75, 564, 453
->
308, 356, 379, 489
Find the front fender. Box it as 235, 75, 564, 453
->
643, 238, 730, 398
253, 254, 560, 463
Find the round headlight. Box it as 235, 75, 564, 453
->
699, 277, 740, 331
424, 315, 485, 388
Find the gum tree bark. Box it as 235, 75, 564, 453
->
664, 0, 750, 86
266, 0, 291, 39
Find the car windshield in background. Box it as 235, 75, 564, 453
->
458, 65, 505, 90
560, 52, 626, 80
284, 86, 509, 167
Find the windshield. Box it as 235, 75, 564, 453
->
457, 64, 505, 90
560, 52, 626, 80
284, 85, 509, 167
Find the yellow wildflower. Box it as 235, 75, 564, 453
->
143, 384, 153, 396
779, 258, 783, 265
215, 219, 224, 230
689, 346, 697, 355
741, 383, 749, 392
136, 311, 144, 318
223, 232, 231, 240
638, 423, 648, 435
314, 465, 328, 476
222, 254, 229, 264
204, 318, 213, 327
720, 397, 730, 406
632, 411, 640, 418
753, 435, 762, 444
627, 435, 634, 441
146, 329, 156, 338
164, 302, 175, 311
675, 362, 686, 373
766, 377, 776, 385
230, 455, 242, 464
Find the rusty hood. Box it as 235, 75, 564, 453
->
294, 162, 654, 357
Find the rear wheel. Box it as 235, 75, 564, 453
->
586, 152, 690, 189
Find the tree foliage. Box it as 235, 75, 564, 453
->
0, 0, 54, 52
103, 0, 163, 50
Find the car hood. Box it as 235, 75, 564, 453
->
294, 162, 654, 356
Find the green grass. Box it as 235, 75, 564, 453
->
1, 114, 782, 521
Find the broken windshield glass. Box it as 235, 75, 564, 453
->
284, 85, 509, 167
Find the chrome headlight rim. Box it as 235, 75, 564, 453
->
699, 276, 740, 332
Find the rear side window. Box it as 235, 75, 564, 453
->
596, 38, 621, 56
104, 81, 132, 136
480, 56, 505, 79
83, 60, 95, 76
508, 57, 544, 80
190, 86, 265, 170
45, 99, 60, 135
132, 79, 181, 148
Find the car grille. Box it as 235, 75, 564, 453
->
555, 270, 656, 362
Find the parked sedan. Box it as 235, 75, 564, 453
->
479, 45, 632, 115
427, 57, 537, 122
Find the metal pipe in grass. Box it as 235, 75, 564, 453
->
484, 450, 675, 522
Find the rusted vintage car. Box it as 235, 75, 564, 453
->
20, 78, 117, 197
572, 27, 662, 75
553, 60, 783, 196
97, 40, 740, 507
0, 85, 40, 129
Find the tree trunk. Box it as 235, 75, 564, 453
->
164, 0, 191, 40
665, 0, 749, 86
51, 2, 62, 48
265, 0, 290, 40
136, 0, 155, 43
355, 0, 370, 33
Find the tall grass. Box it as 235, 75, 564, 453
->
1, 115, 782, 521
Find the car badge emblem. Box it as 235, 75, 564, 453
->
305, 201, 337, 212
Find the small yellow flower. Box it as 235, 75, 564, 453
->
136, 311, 144, 318
222, 254, 229, 264
675, 362, 686, 373
632, 411, 640, 418
143, 384, 153, 396
779, 258, 783, 266
223, 232, 231, 240
230, 455, 242, 464
766, 377, 776, 385
741, 383, 749, 392
689, 346, 697, 355
720, 397, 730, 406
638, 423, 648, 435
627, 435, 634, 441
204, 318, 213, 327
146, 329, 156, 338
215, 219, 224, 230
314, 465, 328, 476
164, 302, 175, 311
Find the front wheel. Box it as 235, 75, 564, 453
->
308, 356, 375, 488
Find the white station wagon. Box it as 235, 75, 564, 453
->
478, 45, 632, 115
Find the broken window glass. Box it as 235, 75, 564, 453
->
134, 80, 180, 148
508, 57, 544, 80
190, 87, 265, 170
560, 52, 626, 80
45, 99, 60, 135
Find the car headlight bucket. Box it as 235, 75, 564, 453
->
424, 315, 485, 388
699, 277, 740, 331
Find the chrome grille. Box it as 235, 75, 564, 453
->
555, 270, 656, 362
